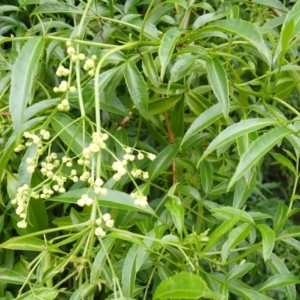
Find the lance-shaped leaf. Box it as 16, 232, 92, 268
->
124, 60, 148, 118
221, 223, 250, 263
182, 102, 240, 145
228, 127, 292, 189
259, 274, 300, 292
200, 118, 279, 163
257, 224, 275, 261
206, 58, 229, 119
148, 143, 180, 181
9, 37, 44, 138
51, 114, 91, 156
158, 27, 182, 81
206, 19, 271, 65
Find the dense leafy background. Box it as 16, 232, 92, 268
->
1, 0, 300, 299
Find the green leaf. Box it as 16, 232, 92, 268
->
91, 238, 115, 283
207, 19, 271, 64
165, 196, 184, 235
200, 118, 279, 163
9, 37, 44, 138
142, 52, 160, 87
193, 11, 228, 30
83, 65, 125, 112
149, 143, 180, 181
169, 55, 196, 86
124, 60, 148, 118
257, 224, 275, 261
34, 2, 83, 14
273, 203, 288, 230
177, 185, 201, 201
158, 27, 182, 81
0, 269, 26, 285
24, 99, 59, 121
236, 287, 272, 300
182, 102, 240, 145
221, 223, 250, 263
266, 253, 296, 300
228, 127, 292, 189
51, 113, 91, 156
153, 272, 207, 299
148, 95, 181, 115
212, 207, 254, 224
251, 0, 288, 12
233, 174, 257, 209
0, 5, 19, 12
200, 161, 213, 193
204, 217, 239, 253
206, 58, 229, 119
109, 231, 144, 247
122, 245, 138, 297
270, 152, 296, 175
16, 288, 59, 300
259, 274, 300, 292
49, 188, 155, 215
274, 2, 300, 62
226, 263, 256, 281
1, 237, 48, 252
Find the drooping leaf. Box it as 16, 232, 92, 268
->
165, 196, 184, 235
51, 113, 91, 156
221, 223, 250, 263
122, 245, 138, 297
148, 143, 180, 181
257, 224, 275, 261
226, 263, 256, 281
124, 60, 148, 118
142, 52, 160, 87
204, 217, 239, 253
182, 102, 240, 145
206, 19, 271, 65
158, 27, 182, 80
228, 127, 292, 189
266, 253, 297, 299
200, 118, 279, 163
206, 58, 229, 119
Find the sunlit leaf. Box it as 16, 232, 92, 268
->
154, 272, 207, 299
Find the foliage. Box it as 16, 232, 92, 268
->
1, 0, 300, 299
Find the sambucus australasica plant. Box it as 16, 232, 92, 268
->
1, 0, 300, 299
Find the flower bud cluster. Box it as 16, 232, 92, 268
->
83, 56, 97, 77
95, 213, 114, 237
77, 194, 94, 207
56, 65, 70, 77
57, 99, 70, 111
130, 192, 148, 208
131, 169, 149, 180
52, 174, 67, 194
11, 184, 38, 228
78, 132, 108, 165
14, 130, 51, 155
40, 153, 60, 178
89, 177, 107, 195
53, 81, 76, 94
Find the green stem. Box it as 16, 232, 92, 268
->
139, 0, 155, 42
77, 0, 94, 38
